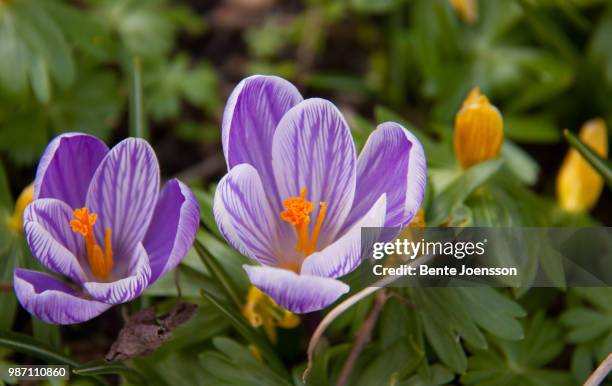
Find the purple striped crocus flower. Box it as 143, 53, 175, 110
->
14, 134, 200, 324
214, 75, 426, 313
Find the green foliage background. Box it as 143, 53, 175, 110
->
0, 0, 611, 385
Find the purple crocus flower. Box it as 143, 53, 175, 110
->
14, 133, 200, 324
214, 75, 426, 313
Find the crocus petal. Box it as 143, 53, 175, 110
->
144, 179, 200, 283
243, 265, 349, 314
86, 138, 160, 256
83, 243, 151, 305
223, 75, 303, 211
14, 269, 111, 325
23, 199, 88, 283
301, 194, 386, 279
343, 122, 426, 230
214, 164, 282, 266
34, 133, 109, 208
272, 98, 357, 247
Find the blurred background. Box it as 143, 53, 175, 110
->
0, 0, 610, 219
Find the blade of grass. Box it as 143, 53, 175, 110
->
130, 56, 147, 139
564, 129, 612, 188
74, 360, 146, 385
194, 238, 242, 310
201, 290, 288, 379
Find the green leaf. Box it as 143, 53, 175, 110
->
13, 0, 75, 88
501, 141, 540, 186
462, 313, 571, 386
48, 68, 122, 140
356, 340, 423, 386
200, 290, 288, 378
193, 186, 220, 237
74, 360, 145, 384
458, 288, 525, 340
398, 364, 454, 386
564, 129, 612, 188
504, 115, 561, 144
103, 0, 176, 58
429, 159, 503, 225
29, 56, 51, 103
194, 238, 242, 310
561, 288, 612, 344
32, 319, 61, 349
199, 338, 291, 386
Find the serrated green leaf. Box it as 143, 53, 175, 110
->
459, 287, 525, 340
462, 313, 571, 386
430, 159, 503, 225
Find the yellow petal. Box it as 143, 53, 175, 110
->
242, 286, 265, 328
556, 118, 608, 213
241, 285, 301, 344
449, 0, 478, 24
277, 311, 300, 329
454, 87, 504, 169
7, 183, 34, 233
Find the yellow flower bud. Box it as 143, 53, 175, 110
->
241, 286, 300, 344
7, 183, 34, 234
449, 0, 477, 24
454, 87, 504, 169
556, 118, 608, 213
408, 208, 426, 228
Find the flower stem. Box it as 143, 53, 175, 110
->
584, 353, 612, 386
336, 290, 389, 386
129, 56, 147, 139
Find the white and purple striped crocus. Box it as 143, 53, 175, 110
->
214, 75, 426, 314
13, 134, 200, 324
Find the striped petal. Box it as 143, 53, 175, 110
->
23, 199, 88, 283
144, 179, 200, 283
34, 133, 108, 208
86, 138, 160, 257
83, 243, 151, 304
214, 164, 282, 266
343, 122, 426, 230
301, 194, 386, 279
271, 98, 357, 248
223, 75, 303, 211
243, 265, 349, 314
14, 269, 111, 325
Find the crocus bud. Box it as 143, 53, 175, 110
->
7, 183, 34, 233
556, 118, 608, 213
449, 0, 477, 24
454, 87, 504, 169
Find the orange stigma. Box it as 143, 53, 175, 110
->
280, 188, 327, 257
70, 207, 114, 281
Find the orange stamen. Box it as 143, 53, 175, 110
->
280, 188, 328, 257
70, 208, 114, 281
